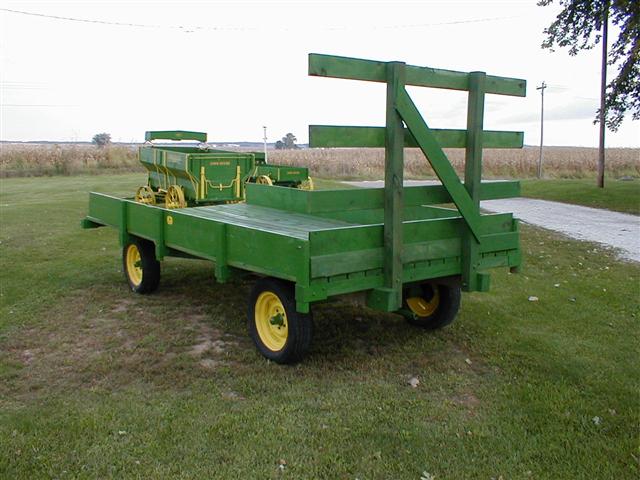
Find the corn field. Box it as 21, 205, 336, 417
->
0, 143, 637, 179
270, 146, 639, 179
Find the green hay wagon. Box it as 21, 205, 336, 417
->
82, 54, 526, 363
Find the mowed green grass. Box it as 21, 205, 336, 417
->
0, 174, 638, 479
521, 178, 640, 215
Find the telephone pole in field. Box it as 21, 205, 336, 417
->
263, 126, 268, 164
597, 4, 609, 188
536, 81, 547, 179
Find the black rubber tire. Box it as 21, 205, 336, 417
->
122, 237, 160, 294
248, 278, 313, 364
400, 283, 461, 330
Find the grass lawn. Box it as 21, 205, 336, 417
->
1, 173, 638, 479
521, 178, 640, 215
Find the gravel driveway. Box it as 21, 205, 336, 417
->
344, 180, 640, 262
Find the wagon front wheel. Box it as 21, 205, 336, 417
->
399, 283, 461, 330
248, 278, 313, 364
122, 238, 160, 294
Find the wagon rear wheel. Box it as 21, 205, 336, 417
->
256, 175, 273, 186
399, 283, 461, 330
165, 185, 187, 209
122, 238, 160, 294
248, 278, 313, 364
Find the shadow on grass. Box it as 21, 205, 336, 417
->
2, 257, 486, 407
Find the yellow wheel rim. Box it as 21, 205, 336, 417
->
165, 185, 186, 209
135, 185, 156, 205
256, 175, 273, 186
298, 177, 314, 191
407, 288, 440, 317
255, 291, 288, 351
125, 244, 143, 286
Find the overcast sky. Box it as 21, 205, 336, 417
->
1, 0, 638, 147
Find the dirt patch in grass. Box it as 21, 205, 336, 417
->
0, 283, 249, 402
2, 282, 490, 410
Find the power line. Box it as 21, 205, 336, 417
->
0, 7, 522, 32
0, 7, 166, 29
0, 104, 78, 107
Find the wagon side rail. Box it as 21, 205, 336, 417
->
298, 212, 520, 309
81, 193, 310, 304
307, 53, 526, 311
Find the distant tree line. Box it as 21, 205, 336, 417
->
92, 133, 112, 147
275, 133, 298, 150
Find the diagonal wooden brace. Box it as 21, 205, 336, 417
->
395, 88, 483, 243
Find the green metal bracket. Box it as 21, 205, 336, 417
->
144, 130, 207, 142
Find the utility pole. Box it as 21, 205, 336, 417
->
263, 126, 268, 164
597, 3, 609, 189
536, 81, 547, 179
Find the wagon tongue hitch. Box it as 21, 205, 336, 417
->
270, 313, 285, 327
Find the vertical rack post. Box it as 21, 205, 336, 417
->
383, 61, 406, 310
462, 71, 487, 291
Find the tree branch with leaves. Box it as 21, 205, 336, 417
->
539, 0, 639, 130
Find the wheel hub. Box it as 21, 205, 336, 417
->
255, 291, 288, 351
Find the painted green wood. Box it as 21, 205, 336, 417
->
144, 130, 207, 142
308, 125, 524, 149
180, 203, 353, 240
309, 53, 526, 97
85, 193, 122, 228
462, 72, 486, 291
382, 61, 406, 311
245, 182, 519, 216
395, 88, 482, 242
80, 218, 101, 229
308, 247, 520, 304
309, 226, 518, 278
83, 192, 519, 312
307, 212, 513, 258
313, 204, 460, 225
84, 54, 525, 317
213, 223, 230, 282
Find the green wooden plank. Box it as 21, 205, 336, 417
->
145, 130, 207, 142
383, 61, 406, 311
479, 180, 520, 199
244, 182, 518, 218
309, 53, 387, 83
179, 203, 352, 240
309, 125, 523, 148
478, 212, 514, 234
308, 213, 517, 279
479, 232, 519, 252
395, 87, 483, 242
314, 204, 460, 224
245, 183, 310, 213
86, 193, 125, 228
461, 71, 486, 291
309, 229, 518, 279
402, 258, 461, 284
308, 53, 526, 97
